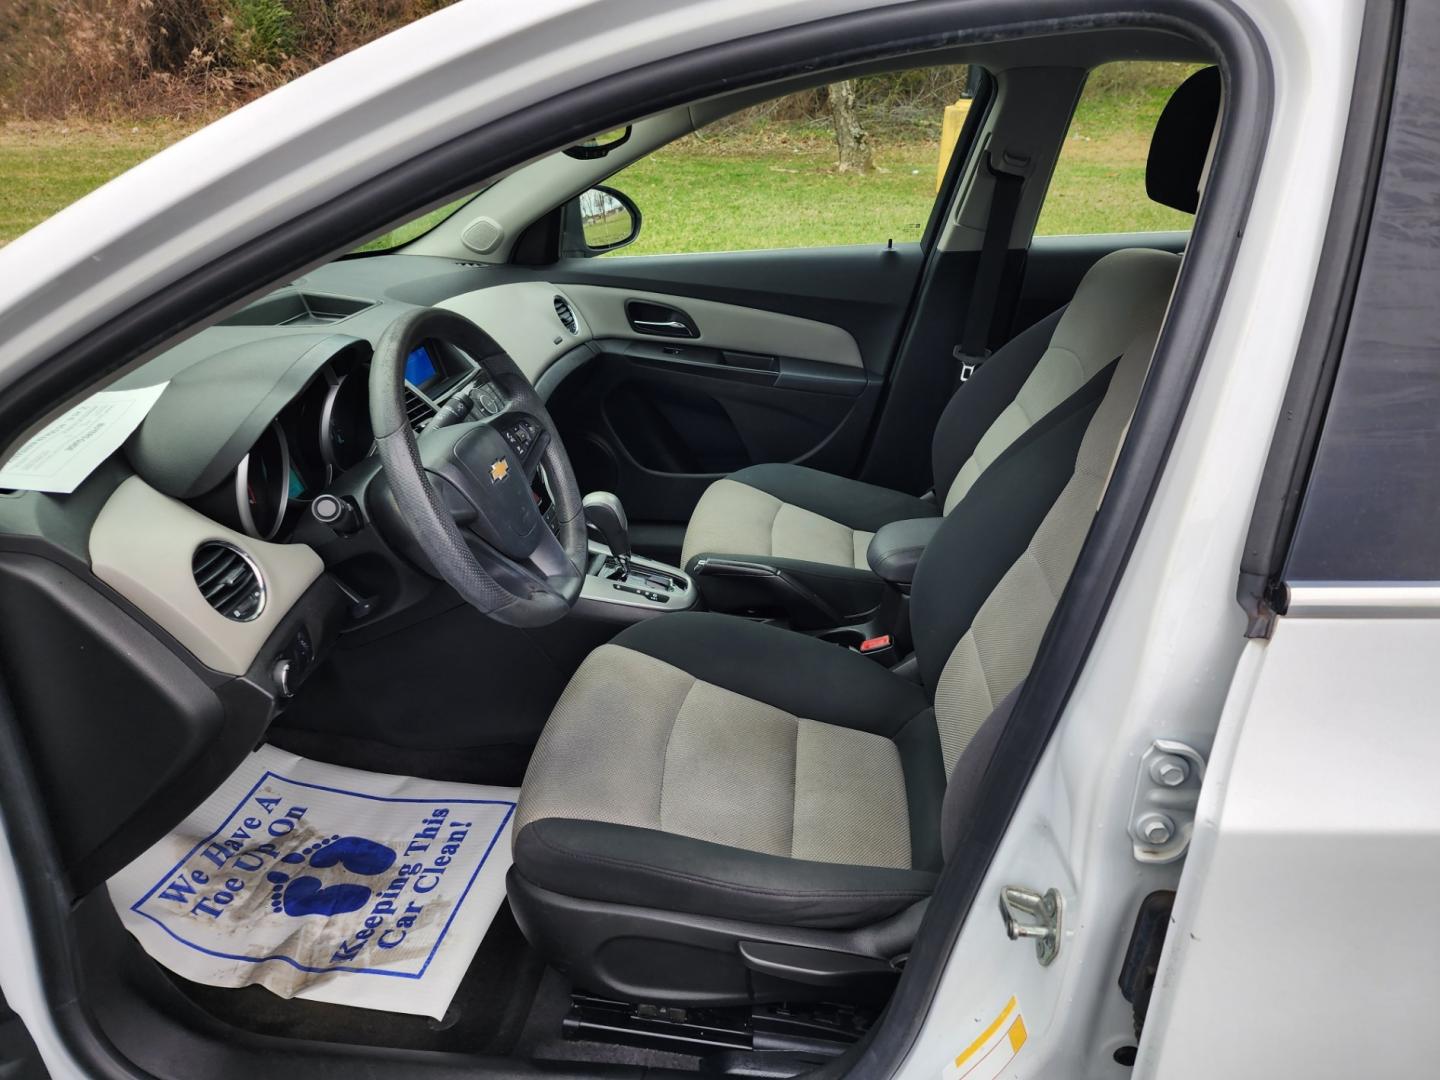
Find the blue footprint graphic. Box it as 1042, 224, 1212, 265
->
266, 835, 397, 917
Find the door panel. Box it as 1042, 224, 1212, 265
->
563, 283, 867, 368
555, 244, 922, 371
546, 245, 922, 535
549, 338, 876, 526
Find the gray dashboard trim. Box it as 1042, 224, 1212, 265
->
126, 333, 366, 499
562, 283, 864, 369
436, 281, 588, 384
89, 476, 323, 675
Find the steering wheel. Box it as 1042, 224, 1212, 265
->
368, 307, 587, 627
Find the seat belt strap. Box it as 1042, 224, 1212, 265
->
953, 154, 1026, 384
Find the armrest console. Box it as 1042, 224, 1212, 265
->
867, 517, 944, 593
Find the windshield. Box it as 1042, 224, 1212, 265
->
353, 193, 475, 253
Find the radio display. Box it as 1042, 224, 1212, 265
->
404, 344, 438, 388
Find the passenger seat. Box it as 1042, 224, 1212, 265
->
680, 68, 1218, 624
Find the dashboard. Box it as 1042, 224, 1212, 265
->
182, 334, 495, 543
0, 256, 591, 692
108, 261, 584, 549
0, 252, 598, 662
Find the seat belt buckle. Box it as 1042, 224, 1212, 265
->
859, 634, 892, 654
953, 346, 990, 383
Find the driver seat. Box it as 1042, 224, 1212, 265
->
508, 297, 1173, 1004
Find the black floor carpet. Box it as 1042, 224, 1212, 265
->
263, 724, 533, 789
169, 901, 545, 1055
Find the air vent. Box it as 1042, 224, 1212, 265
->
554, 295, 579, 335
193, 542, 265, 622
404, 386, 437, 431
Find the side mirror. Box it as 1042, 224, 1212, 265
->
562, 186, 642, 257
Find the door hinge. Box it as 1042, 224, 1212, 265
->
999, 885, 1063, 966
1127, 739, 1206, 864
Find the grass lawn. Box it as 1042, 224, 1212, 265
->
0, 121, 197, 246
0, 74, 1194, 250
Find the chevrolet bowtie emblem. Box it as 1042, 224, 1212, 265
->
489, 457, 510, 483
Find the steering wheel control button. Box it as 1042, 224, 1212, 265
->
472, 383, 504, 416
311, 493, 360, 534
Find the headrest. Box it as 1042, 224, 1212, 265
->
1146, 66, 1221, 214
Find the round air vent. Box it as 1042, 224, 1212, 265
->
193, 541, 265, 622
554, 295, 579, 335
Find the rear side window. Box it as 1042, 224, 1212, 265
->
1036, 62, 1203, 236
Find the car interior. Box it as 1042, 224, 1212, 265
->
0, 21, 1228, 1080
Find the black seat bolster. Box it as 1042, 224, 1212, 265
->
724, 464, 938, 532
616, 611, 929, 738
912, 365, 1115, 691
514, 819, 938, 930
895, 708, 947, 871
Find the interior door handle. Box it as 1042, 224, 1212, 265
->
632, 318, 696, 337
626, 299, 699, 338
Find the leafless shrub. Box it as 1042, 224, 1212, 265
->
0, 0, 453, 120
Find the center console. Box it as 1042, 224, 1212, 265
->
576, 491, 697, 621
581, 545, 697, 613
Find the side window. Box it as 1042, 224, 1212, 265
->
599, 67, 979, 256
1036, 62, 1203, 237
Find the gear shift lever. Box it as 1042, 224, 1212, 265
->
583, 491, 631, 577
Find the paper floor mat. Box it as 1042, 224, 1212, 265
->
108, 744, 517, 1019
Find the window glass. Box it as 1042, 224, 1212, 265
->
602, 67, 978, 256
354, 195, 472, 253
1036, 61, 1203, 236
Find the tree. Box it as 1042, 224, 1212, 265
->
828, 80, 873, 174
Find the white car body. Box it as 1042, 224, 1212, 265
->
2, 1, 1428, 1077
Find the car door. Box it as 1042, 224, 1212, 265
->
0, 987, 46, 1080
1147, 19, 1433, 1071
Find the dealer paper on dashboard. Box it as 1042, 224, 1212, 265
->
108, 744, 518, 1018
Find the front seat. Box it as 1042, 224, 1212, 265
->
506, 68, 1216, 1006
507, 280, 1177, 1006
680, 66, 1219, 625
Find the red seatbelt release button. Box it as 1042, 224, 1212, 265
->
859, 634, 892, 654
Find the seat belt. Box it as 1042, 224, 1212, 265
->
953, 153, 1026, 385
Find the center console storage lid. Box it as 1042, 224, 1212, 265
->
867, 517, 945, 592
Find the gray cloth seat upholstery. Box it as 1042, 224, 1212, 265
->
514, 612, 943, 930
507, 67, 1219, 1006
